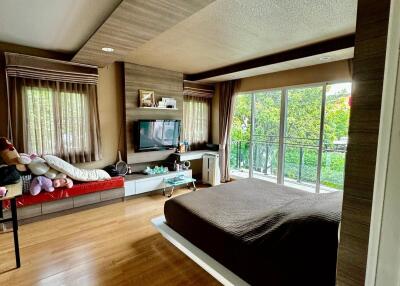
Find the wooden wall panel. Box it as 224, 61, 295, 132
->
73, 0, 214, 67
336, 0, 391, 284
123, 63, 183, 164
0, 52, 7, 137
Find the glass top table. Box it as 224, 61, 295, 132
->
163, 175, 197, 198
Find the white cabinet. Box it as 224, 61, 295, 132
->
202, 153, 220, 186
124, 170, 192, 197
124, 180, 136, 196
136, 179, 164, 194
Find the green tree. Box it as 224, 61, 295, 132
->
230, 84, 351, 190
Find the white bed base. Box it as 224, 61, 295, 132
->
151, 216, 250, 286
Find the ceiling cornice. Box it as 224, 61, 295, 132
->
0, 41, 73, 61
185, 34, 355, 81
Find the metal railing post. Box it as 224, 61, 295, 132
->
316, 84, 327, 193
249, 93, 255, 178
238, 141, 241, 168
298, 147, 304, 182
265, 143, 269, 174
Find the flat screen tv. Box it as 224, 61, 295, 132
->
135, 120, 180, 152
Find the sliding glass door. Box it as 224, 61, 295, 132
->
230, 81, 351, 193
251, 90, 282, 181
320, 83, 351, 192
230, 93, 251, 177
283, 86, 323, 191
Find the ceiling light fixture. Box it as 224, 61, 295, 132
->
102, 47, 114, 53
319, 56, 332, 61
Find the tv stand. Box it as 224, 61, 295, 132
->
124, 170, 192, 197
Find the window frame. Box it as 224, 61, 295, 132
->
23, 85, 91, 158
231, 80, 351, 193
182, 95, 211, 148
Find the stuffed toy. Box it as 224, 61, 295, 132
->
0, 137, 28, 171
0, 186, 7, 197
44, 168, 58, 179
27, 155, 58, 179
53, 174, 73, 189
28, 156, 49, 175
30, 176, 54, 196
19, 153, 33, 165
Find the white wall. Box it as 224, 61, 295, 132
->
366, 0, 400, 284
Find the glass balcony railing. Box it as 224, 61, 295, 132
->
230, 139, 347, 192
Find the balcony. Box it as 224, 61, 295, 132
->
230, 139, 347, 193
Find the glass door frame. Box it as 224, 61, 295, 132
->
243, 80, 350, 193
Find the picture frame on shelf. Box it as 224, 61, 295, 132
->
139, 89, 155, 107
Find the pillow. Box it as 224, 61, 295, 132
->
28, 157, 50, 176
44, 155, 111, 182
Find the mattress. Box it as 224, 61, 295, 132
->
164, 178, 342, 286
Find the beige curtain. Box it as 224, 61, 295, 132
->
182, 95, 210, 149
219, 80, 240, 183
8, 77, 102, 163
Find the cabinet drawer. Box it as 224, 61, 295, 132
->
124, 180, 136, 196
42, 198, 73, 214
101, 188, 125, 201
135, 178, 164, 194
73, 193, 101, 208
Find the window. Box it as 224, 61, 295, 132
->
5, 52, 101, 163
24, 85, 90, 157
20, 81, 101, 163
182, 95, 210, 149
230, 82, 351, 193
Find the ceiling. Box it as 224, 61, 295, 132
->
125, 0, 357, 75
201, 48, 354, 83
0, 0, 357, 81
0, 0, 121, 52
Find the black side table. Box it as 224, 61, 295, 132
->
0, 181, 22, 268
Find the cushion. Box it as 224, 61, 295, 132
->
2, 176, 124, 208
44, 155, 111, 182
28, 157, 50, 175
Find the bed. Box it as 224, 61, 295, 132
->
152, 178, 342, 286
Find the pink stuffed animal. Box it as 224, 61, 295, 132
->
30, 176, 54, 196
0, 186, 7, 197
53, 177, 73, 189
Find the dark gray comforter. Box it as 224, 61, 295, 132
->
164, 178, 342, 286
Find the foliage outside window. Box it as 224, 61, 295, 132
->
230, 82, 351, 192
24, 86, 91, 159
182, 95, 210, 149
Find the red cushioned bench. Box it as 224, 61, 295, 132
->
3, 176, 124, 209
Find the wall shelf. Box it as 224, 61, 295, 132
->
139, 107, 178, 110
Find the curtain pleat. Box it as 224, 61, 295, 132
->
182, 95, 210, 150
5, 53, 98, 85
219, 80, 240, 182
7, 77, 102, 163
183, 81, 214, 98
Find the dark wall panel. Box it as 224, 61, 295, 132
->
336, 0, 391, 284
123, 63, 183, 164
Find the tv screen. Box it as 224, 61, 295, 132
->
136, 120, 180, 151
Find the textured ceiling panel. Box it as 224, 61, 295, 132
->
199, 48, 354, 83
125, 0, 357, 74
0, 0, 121, 52
72, 0, 215, 66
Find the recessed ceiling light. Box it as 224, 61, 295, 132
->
319, 56, 332, 61
102, 47, 114, 53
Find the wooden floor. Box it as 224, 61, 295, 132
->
0, 189, 220, 285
